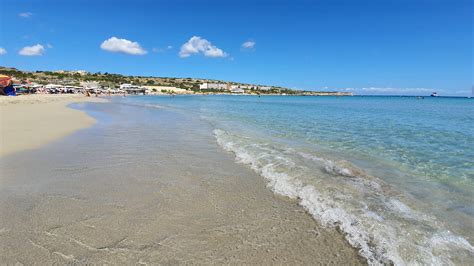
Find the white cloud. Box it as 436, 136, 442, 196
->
18, 12, 33, 18
19, 44, 45, 56
341, 87, 437, 95
167, 45, 173, 49
341, 87, 468, 96
46, 43, 53, 48
241, 41, 256, 50
100, 37, 147, 55
179, 36, 227, 58
0, 47, 7, 55
358, 87, 432, 93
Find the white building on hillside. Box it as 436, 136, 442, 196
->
119, 84, 147, 94
200, 83, 228, 90
230, 87, 245, 93
120, 83, 139, 89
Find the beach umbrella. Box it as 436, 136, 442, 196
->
0, 74, 11, 87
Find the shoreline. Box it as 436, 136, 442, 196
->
0, 94, 107, 157
0, 97, 365, 264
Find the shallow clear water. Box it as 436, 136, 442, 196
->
119, 95, 474, 264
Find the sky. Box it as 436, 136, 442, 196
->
0, 0, 472, 96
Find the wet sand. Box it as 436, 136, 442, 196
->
0, 94, 106, 157
0, 100, 364, 264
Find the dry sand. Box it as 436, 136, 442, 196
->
0, 94, 106, 157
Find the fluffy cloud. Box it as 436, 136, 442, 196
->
179, 36, 227, 58
241, 41, 255, 50
19, 44, 45, 56
100, 37, 147, 55
19, 12, 33, 18
0, 47, 6, 55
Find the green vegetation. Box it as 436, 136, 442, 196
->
0, 66, 351, 96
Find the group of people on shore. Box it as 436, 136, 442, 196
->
0, 74, 97, 97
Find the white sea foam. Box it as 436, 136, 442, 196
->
213, 128, 474, 265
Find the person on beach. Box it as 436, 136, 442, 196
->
0, 80, 16, 96
0, 75, 12, 96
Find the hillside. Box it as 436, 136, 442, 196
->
0, 66, 351, 95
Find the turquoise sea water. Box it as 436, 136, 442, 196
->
120, 95, 473, 264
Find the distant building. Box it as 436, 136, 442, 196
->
200, 83, 228, 90
120, 84, 146, 94
199, 82, 275, 92
230, 87, 245, 93
119, 83, 138, 90
240, 85, 256, 90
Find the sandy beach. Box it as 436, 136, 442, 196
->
0, 95, 106, 157
0, 98, 364, 264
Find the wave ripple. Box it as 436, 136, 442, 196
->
214, 129, 474, 265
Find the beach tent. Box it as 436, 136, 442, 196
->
0, 74, 11, 87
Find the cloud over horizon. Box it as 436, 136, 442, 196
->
100, 37, 147, 55
340, 87, 452, 96
0, 48, 7, 55
19, 44, 45, 56
179, 36, 227, 58
345, 87, 433, 93
18, 12, 33, 18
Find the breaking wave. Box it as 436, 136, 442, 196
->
214, 129, 474, 265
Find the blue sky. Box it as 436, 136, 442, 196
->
0, 0, 472, 96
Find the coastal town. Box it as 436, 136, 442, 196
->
0, 67, 352, 96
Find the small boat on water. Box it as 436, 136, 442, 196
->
430, 92, 438, 97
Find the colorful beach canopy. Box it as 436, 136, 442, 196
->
0, 74, 12, 87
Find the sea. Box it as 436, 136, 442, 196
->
119, 95, 473, 264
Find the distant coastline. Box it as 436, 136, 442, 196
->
0, 66, 352, 96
